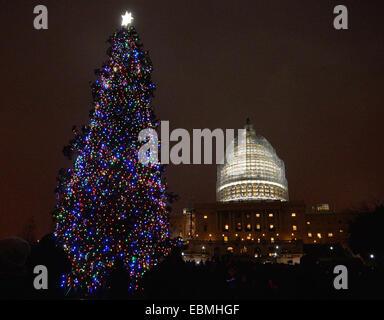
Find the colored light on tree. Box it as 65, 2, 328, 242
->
53, 15, 170, 294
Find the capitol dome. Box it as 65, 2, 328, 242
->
217, 119, 288, 202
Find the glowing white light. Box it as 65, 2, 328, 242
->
121, 11, 133, 26
218, 180, 287, 192
370, 254, 375, 259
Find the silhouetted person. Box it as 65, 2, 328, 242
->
108, 258, 131, 299
27, 233, 71, 299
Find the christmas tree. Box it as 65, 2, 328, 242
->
53, 12, 170, 294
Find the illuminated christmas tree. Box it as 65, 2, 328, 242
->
53, 12, 170, 294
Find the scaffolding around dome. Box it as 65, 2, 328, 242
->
217, 119, 288, 202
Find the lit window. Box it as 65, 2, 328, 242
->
339, 229, 344, 233
256, 213, 260, 218
306, 221, 310, 225
224, 224, 229, 230
268, 213, 274, 217
246, 223, 252, 231
308, 233, 312, 237
256, 224, 261, 230
269, 224, 274, 230
270, 237, 275, 243
328, 233, 333, 237
224, 236, 228, 242
317, 233, 322, 239
292, 225, 297, 231
203, 215, 208, 219
291, 213, 296, 217
227, 247, 233, 252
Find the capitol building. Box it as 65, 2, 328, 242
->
217, 119, 288, 202
171, 119, 356, 264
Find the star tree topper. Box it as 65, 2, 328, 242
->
121, 11, 134, 27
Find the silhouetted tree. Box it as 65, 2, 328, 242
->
349, 204, 384, 265
20, 216, 37, 244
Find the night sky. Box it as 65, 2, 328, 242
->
1, 0, 384, 239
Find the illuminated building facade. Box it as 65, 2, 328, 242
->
217, 119, 288, 202
173, 201, 355, 263
170, 120, 358, 264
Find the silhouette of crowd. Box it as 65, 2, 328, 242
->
141, 246, 383, 300
0, 234, 383, 300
